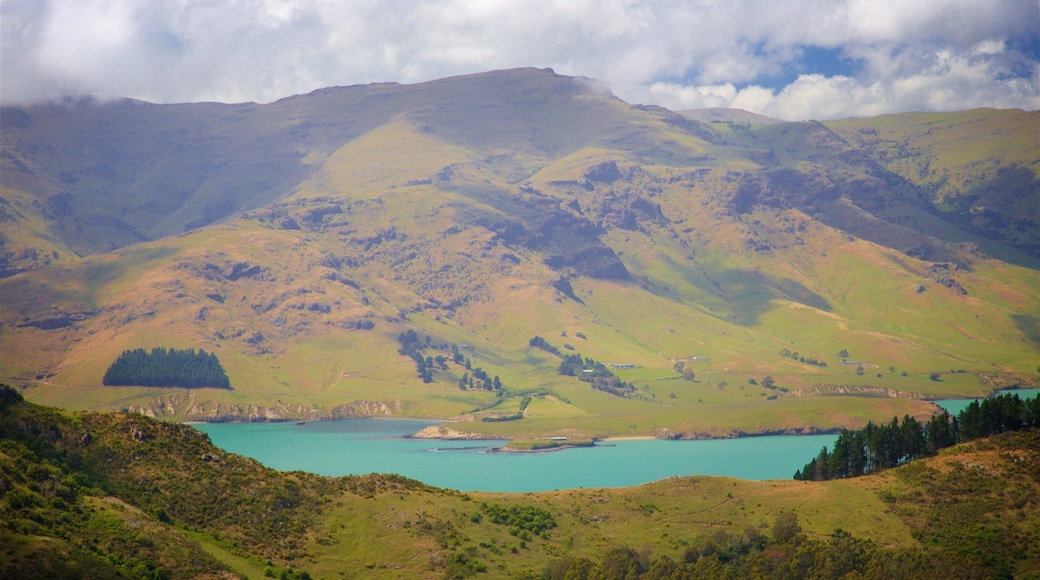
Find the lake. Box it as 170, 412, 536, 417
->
194, 419, 838, 492
193, 388, 1040, 492
933, 387, 1040, 415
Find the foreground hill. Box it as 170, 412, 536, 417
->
1, 385, 1036, 579
1, 68, 1038, 436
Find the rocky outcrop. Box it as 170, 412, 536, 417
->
201, 260, 271, 282
583, 161, 621, 184
792, 384, 928, 400
934, 276, 968, 295
653, 425, 843, 440
409, 425, 487, 440
126, 396, 401, 422
17, 309, 94, 330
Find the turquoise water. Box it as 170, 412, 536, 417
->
192, 387, 1039, 492
933, 387, 1040, 416
193, 419, 837, 492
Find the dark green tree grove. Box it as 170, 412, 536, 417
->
102, 347, 231, 389
795, 392, 1039, 481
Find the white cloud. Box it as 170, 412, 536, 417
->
1, 0, 1036, 119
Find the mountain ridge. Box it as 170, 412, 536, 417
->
1, 68, 1037, 435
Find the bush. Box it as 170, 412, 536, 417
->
772, 511, 801, 543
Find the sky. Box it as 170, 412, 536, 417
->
1, 0, 1037, 120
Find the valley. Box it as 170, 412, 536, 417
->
1, 67, 1039, 580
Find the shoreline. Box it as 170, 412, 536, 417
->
180, 388, 1040, 441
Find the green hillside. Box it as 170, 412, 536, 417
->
0, 69, 1037, 437
2, 386, 1036, 579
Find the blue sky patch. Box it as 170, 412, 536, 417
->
754, 45, 862, 90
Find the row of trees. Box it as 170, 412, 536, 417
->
102, 347, 231, 389
398, 330, 506, 391
528, 335, 562, 356
459, 369, 501, 392
397, 330, 438, 383
530, 336, 636, 397
558, 353, 636, 397
779, 348, 827, 367
795, 392, 1040, 480
480, 396, 532, 422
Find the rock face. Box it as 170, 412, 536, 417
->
124, 397, 401, 422
410, 425, 486, 440
653, 425, 842, 440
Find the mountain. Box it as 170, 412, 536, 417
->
1, 68, 1037, 435
678, 107, 785, 125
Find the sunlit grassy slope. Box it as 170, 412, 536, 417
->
1, 69, 1037, 437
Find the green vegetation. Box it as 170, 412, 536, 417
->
558, 353, 636, 398
779, 348, 826, 367
102, 347, 231, 389
2, 385, 1037, 578
3, 70, 1039, 579
480, 502, 557, 536
543, 526, 984, 579
503, 437, 595, 451
795, 392, 1040, 480
529, 336, 562, 357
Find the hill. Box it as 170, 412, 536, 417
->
678, 107, 785, 125
1, 385, 1036, 579
0, 68, 1038, 437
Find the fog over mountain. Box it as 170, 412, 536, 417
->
2, 0, 1037, 119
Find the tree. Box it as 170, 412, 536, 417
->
773, 511, 801, 543
929, 372, 941, 381
103, 347, 231, 389
925, 411, 957, 453
795, 393, 1039, 482
682, 367, 695, 381
838, 348, 850, 358
761, 376, 775, 389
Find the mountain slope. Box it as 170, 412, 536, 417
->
2, 386, 1036, 579
0, 69, 1037, 435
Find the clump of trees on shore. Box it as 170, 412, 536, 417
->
795, 392, 1040, 480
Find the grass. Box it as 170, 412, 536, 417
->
179, 527, 273, 579
3, 90, 1038, 439
3, 388, 1036, 578
503, 437, 595, 450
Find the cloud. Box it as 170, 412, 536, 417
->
1, 0, 1036, 119
642, 39, 1038, 119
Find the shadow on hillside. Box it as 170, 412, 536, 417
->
1011, 314, 1040, 348
647, 255, 832, 327
722, 271, 832, 327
